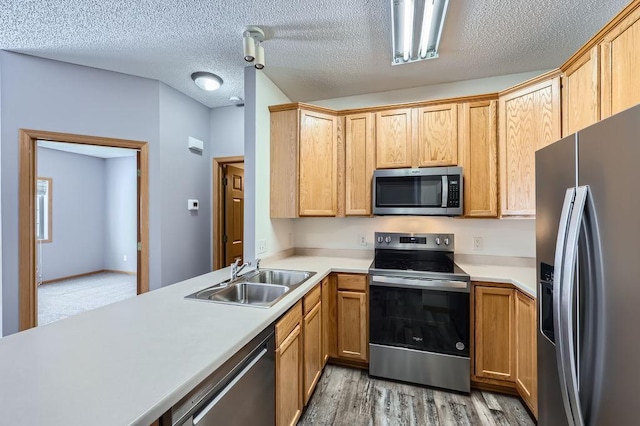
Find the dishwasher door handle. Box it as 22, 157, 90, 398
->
192, 347, 268, 425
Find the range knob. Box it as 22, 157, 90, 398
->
435, 237, 441, 245
444, 237, 450, 246
384, 236, 392, 244
377, 236, 384, 244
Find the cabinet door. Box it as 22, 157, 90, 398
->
515, 291, 538, 417
299, 110, 337, 216
499, 76, 561, 216
416, 104, 458, 167
375, 108, 413, 169
337, 290, 367, 362
276, 324, 303, 426
459, 100, 498, 217
345, 113, 375, 216
601, 7, 640, 119
475, 286, 515, 381
562, 47, 600, 136
303, 302, 322, 405
321, 277, 335, 365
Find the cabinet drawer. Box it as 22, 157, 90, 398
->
336, 273, 367, 292
276, 301, 302, 347
303, 284, 321, 315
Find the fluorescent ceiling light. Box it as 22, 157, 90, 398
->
391, 0, 449, 65
191, 72, 223, 91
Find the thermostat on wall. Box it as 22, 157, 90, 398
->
187, 199, 199, 211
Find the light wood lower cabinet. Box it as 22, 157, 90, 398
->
322, 276, 336, 364
337, 290, 368, 362
515, 291, 538, 417
276, 321, 303, 426
473, 282, 538, 419
475, 285, 515, 381
303, 295, 322, 404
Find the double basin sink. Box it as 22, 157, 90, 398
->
185, 269, 316, 308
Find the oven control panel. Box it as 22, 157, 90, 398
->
374, 232, 454, 251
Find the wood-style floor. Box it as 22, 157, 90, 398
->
299, 365, 535, 426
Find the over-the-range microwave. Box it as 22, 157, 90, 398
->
372, 167, 463, 216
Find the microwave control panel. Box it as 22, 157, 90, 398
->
448, 177, 460, 208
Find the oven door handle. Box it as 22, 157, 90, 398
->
370, 275, 469, 293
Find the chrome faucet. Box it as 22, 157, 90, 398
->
255, 258, 261, 272
231, 259, 249, 280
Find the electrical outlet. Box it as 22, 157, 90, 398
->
123, 255, 127, 262
358, 234, 367, 246
473, 237, 483, 251
288, 232, 293, 246
257, 239, 267, 255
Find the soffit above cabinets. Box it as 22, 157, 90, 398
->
0, 0, 629, 108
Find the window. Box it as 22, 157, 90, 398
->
36, 177, 52, 243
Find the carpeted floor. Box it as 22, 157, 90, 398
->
38, 271, 137, 326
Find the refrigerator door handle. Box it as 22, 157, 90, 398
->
553, 188, 577, 423
559, 185, 589, 426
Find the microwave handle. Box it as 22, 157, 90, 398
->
441, 175, 448, 208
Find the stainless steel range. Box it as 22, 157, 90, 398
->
368, 232, 471, 393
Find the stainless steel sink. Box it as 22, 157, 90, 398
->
244, 269, 314, 287
208, 283, 289, 307
185, 268, 315, 308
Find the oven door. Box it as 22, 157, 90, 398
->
369, 275, 470, 357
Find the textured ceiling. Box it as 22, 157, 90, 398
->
0, 0, 630, 108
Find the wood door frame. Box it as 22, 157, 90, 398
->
19, 129, 150, 331
212, 155, 244, 270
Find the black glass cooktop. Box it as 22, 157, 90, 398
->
373, 249, 462, 274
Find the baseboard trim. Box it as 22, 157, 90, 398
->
41, 269, 136, 284
41, 270, 106, 285
103, 269, 137, 275
471, 378, 519, 395
327, 357, 369, 370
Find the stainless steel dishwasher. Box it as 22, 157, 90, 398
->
170, 326, 275, 426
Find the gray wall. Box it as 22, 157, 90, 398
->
105, 156, 137, 273
1, 52, 211, 335
37, 147, 107, 281
159, 83, 211, 285
210, 105, 244, 158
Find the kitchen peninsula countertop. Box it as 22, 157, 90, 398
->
0, 253, 533, 425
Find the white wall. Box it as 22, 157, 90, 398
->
295, 217, 535, 258
210, 105, 244, 158
310, 70, 547, 110
105, 156, 137, 273
244, 68, 295, 262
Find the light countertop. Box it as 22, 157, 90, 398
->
0, 254, 533, 425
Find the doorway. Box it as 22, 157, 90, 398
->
19, 129, 149, 331
212, 156, 244, 270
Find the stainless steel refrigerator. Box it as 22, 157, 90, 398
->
536, 104, 640, 425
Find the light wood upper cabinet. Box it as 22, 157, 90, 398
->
475, 286, 515, 382
459, 100, 498, 217
515, 291, 538, 417
299, 110, 338, 216
270, 105, 339, 218
499, 75, 561, 216
270, 109, 299, 218
344, 113, 375, 216
375, 108, 413, 169
416, 104, 458, 167
601, 5, 640, 119
562, 46, 600, 136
